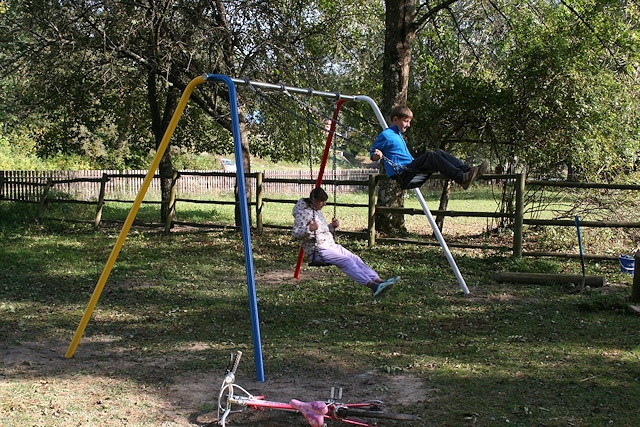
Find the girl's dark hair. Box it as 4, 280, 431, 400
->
307, 187, 328, 204
310, 187, 328, 201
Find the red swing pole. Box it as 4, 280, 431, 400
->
294, 99, 346, 278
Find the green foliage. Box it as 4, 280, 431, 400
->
1, 0, 639, 180
0, 132, 47, 170
1, 0, 387, 169
0, 130, 101, 170
169, 151, 228, 170
409, 0, 640, 182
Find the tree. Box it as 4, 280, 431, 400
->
376, 0, 640, 233
2, 0, 638, 232
376, 0, 459, 234
0, 0, 370, 222
410, 0, 640, 182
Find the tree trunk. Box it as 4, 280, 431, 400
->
159, 151, 175, 225
148, 71, 179, 224
377, 0, 417, 234
381, 0, 416, 113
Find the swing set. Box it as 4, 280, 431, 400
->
280, 92, 470, 300
64, 75, 469, 383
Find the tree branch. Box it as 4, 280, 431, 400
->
414, 0, 460, 32
559, 0, 623, 69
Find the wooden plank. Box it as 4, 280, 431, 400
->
494, 271, 606, 287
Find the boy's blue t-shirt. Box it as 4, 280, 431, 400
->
370, 125, 414, 177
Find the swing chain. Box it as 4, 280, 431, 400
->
381, 154, 406, 175
308, 194, 331, 267
332, 136, 338, 221
307, 109, 315, 182
248, 82, 377, 152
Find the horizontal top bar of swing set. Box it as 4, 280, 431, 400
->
206, 75, 369, 102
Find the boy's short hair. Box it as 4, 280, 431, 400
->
389, 105, 413, 121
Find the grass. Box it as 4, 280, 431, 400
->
1, 199, 639, 426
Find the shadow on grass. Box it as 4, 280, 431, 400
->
1, 216, 638, 425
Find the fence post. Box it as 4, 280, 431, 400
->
94, 173, 109, 229
36, 177, 53, 220
256, 171, 264, 234
368, 174, 377, 248
164, 170, 179, 234
0, 170, 4, 199
513, 172, 526, 257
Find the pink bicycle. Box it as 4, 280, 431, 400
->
216, 351, 418, 426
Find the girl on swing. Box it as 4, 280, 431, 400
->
292, 187, 399, 298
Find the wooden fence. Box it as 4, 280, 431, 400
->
0, 169, 378, 201
1, 169, 639, 260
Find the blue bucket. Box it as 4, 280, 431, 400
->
619, 255, 635, 275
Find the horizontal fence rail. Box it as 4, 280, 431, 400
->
1, 169, 638, 261
0, 169, 377, 201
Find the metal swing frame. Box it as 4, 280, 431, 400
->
65, 75, 468, 387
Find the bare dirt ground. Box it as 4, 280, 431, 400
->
1, 267, 431, 426
1, 340, 429, 426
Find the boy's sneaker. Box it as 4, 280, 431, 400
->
460, 160, 489, 190
477, 160, 489, 176
373, 276, 400, 298
460, 167, 480, 190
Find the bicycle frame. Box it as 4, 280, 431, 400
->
217, 351, 415, 427
218, 381, 384, 426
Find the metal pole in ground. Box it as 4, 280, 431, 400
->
575, 216, 586, 292
413, 189, 470, 295
631, 251, 640, 303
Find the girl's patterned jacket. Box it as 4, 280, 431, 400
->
291, 198, 336, 256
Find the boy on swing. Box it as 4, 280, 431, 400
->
370, 105, 488, 189
292, 187, 399, 298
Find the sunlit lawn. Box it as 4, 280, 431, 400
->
1, 197, 639, 426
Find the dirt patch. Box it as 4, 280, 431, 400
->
191, 369, 429, 426
1, 341, 430, 426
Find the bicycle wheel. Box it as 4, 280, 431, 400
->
336, 406, 418, 421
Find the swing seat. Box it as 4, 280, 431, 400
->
309, 260, 331, 267
308, 250, 331, 267
309, 258, 331, 267
395, 172, 431, 189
